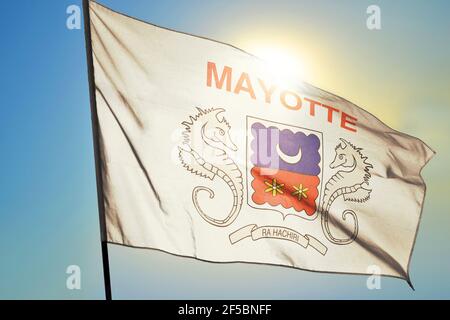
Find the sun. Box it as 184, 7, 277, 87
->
249, 46, 307, 88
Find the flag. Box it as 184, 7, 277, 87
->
86, 1, 434, 283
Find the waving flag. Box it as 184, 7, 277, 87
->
86, 0, 434, 285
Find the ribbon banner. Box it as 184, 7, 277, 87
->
229, 224, 328, 256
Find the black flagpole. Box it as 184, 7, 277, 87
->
82, 0, 113, 300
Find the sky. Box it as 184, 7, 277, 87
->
0, 0, 449, 299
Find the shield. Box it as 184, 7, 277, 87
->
246, 116, 323, 220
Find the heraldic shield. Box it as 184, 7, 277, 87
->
246, 116, 324, 220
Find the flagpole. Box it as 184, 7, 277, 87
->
82, 0, 113, 301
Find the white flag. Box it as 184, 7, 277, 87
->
87, 1, 434, 283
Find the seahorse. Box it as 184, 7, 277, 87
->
321, 138, 373, 245
178, 107, 244, 227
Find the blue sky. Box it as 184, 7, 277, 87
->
0, 0, 449, 299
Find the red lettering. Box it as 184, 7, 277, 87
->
321, 104, 340, 123
258, 79, 277, 103
341, 112, 358, 132
206, 61, 232, 91
205, 61, 358, 133
280, 91, 302, 110
234, 73, 256, 99
304, 97, 321, 116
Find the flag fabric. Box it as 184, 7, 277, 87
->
87, 1, 434, 282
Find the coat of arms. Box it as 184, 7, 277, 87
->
246, 116, 323, 220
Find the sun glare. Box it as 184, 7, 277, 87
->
251, 46, 306, 87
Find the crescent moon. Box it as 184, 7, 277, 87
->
276, 144, 302, 164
